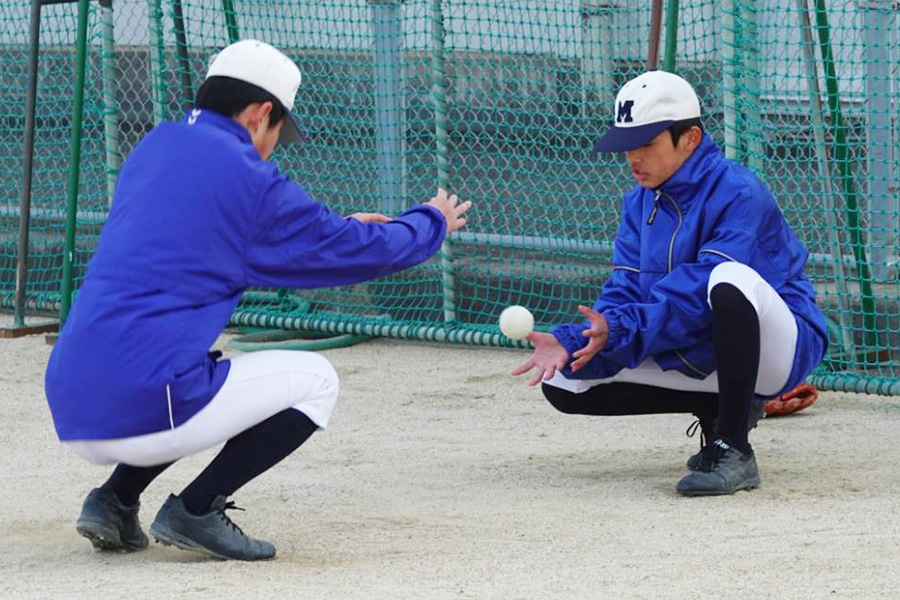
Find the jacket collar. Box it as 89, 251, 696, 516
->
656, 133, 723, 203
181, 108, 252, 145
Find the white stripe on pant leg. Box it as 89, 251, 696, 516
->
65, 350, 341, 467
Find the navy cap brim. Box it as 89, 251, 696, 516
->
278, 113, 306, 144
593, 120, 673, 152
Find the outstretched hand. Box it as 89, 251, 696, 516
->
570, 305, 609, 372
426, 188, 471, 235
511, 332, 571, 386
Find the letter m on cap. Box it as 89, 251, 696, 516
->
617, 100, 635, 123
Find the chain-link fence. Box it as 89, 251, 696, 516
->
2, 0, 900, 393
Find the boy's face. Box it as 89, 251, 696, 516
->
624, 126, 701, 189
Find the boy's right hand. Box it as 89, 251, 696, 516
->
511, 332, 571, 386
427, 188, 471, 235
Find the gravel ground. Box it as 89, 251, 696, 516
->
1, 315, 899, 599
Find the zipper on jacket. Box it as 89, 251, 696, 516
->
647, 190, 661, 225
660, 191, 684, 272
659, 190, 709, 377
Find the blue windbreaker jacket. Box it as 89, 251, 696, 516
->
552, 134, 828, 396
46, 110, 446, 440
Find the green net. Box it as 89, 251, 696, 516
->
3, 0, 900, 394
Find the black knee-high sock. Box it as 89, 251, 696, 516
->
180, 409, 318, 515
710, 282, 760, 453
541, 381, 718, 419
100, 462, 174, 507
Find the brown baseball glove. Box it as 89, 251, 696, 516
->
765, 383, 819, 417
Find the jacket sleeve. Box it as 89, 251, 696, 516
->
596, 225, 769, 370
245, 173, 446, 288
552, 193, 642, 355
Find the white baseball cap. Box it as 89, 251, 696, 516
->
594, 70, 701, 152
206, 39, 304, 143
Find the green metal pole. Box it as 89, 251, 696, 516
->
812, 0, 879, 353
663, 0, 679, 72
796, 0, 856, 366
60, 0, 90, 324
721, 0, 739, 160
147, 0, 166, 124
100, 0, 119, 206
431, 0, 456, 323
221, 0, 239, 43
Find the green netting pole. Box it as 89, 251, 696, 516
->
663, 0, 678, 72
221, 0, 239, 43
12, 0, 43, 329
862, 2, 897, 281
812, 0, 879, 353
795, 0, 856, 366
147, 0, 166, 124
579, 1, 615, 119
100, 0, 119, 206
741, 1, 764, 174
431, 0, 456, 323
171, 0, 193, 113
60, 0, 90, 324
370, 0, 407, 215
722, 0, 738, 160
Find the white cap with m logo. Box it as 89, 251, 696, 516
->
594, 70, 700, 152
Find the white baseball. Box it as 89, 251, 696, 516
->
499, 305, 534, 340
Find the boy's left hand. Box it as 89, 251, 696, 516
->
570, 305, 609, 372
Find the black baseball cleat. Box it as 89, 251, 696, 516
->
76, 487, 149, 552
676, 438, 760, 496
149, 494, 276, 561
686, 398, 766, 471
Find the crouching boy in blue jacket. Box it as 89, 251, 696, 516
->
45, 40, 470, 560
513, 71, 827, 496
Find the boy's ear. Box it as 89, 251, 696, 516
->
682, 126, 702, 151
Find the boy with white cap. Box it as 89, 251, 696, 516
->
45, 40, 470, 560
513, 70, 827, 496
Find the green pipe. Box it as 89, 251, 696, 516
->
663, 0, 679, 72
221, 0, 239, 43
100, 0, 119, 206
60, 0, 90, 324
812, 0, 878, 352
147, 0, 166, 123
431, 0, 457, 323
808, 373, 900, 397
171, 0, 194, 112
226, 307, 900, 396
228, 330, 372, 352
229, 310, 531, 349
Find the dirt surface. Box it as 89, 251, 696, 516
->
1, 316, 899, 599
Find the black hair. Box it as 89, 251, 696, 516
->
667, 117, 703, 146
194, 76, 287, 126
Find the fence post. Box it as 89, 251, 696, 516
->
9, 0, 43, 332
431, 0, 456, 323
722, 0, 739, 160
147, 0, 167, 124
813, 0, 879, 354
580, 1, 616, 118
100, 0, 119, 207
862, 0, 899, 281
663, 0, 679, 72
59, 0, 90, 324
369, 0, 407, 215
